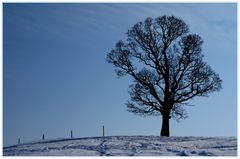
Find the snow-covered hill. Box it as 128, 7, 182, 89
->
3, 136, 237, 156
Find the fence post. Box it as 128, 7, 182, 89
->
71, 130, 73, 138
103, 125, 105, 137
42, 133, 45, 140
18, 138, 20, 145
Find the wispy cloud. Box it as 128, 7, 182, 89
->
4, 3, 236, 45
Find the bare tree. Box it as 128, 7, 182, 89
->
106, 15, 222, 137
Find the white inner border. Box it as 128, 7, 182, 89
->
0, 1, 238, 159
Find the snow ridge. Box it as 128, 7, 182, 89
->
3, 136, 237, 156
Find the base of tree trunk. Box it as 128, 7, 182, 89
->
160, 115, 170, 137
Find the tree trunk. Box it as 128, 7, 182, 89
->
160, 113, 170, 137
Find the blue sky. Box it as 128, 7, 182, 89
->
3, 3, 237, 147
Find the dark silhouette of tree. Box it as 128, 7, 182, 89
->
106, 15, 222, 137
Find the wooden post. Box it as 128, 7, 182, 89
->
42, 133, 45, 140
18, 138, 20, 145
71, 130, 73, 138
103, 125, 105, 137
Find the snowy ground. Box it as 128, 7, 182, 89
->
3, 136, 237, 156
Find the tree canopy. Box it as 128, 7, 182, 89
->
106, 15, 222, 136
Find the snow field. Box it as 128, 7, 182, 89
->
3, 136, 237, 156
